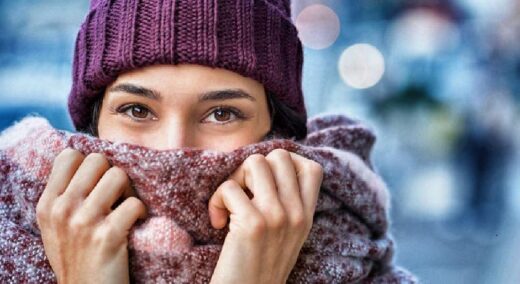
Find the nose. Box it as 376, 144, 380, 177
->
155, 119, 192, 150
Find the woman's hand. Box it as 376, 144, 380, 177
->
208, 149, 324, 284
36, 148, 147, 284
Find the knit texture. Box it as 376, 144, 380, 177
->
69, 0, 306, 131
0, 114, 418, 283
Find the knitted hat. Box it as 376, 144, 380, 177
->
68, 0, 306, 131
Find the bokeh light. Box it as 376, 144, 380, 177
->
295, 4, 340, 50
388, 9, 460, 58
338, 43, 385, 89
456, 0, 515, 18
402, 165, 459, 219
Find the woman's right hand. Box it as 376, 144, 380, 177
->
36, 148, 147, 284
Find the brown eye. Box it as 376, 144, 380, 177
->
117, 104, 156, 121
202, 106, 245, 125
214, 108, 231, 121
130, 105, 149, 119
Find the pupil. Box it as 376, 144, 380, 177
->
215, 109, 230, 121
132, 106, 147, 118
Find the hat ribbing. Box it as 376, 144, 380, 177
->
68, 0, 306, 131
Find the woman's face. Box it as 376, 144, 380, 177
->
97, 64, 271, 152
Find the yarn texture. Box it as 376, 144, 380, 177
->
0, 114, 417, 283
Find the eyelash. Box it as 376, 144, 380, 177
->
115, 104, 247, 124
116, 104, 157, 122
203, 106, 247, 125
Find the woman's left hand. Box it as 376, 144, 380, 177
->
208, 149, 323, 284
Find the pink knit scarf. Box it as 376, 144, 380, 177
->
0, 114, 417, 283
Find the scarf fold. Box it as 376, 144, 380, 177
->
0, 114, 417, 283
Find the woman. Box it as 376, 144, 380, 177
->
36, 0, 324, 282
0, 0, 418, 283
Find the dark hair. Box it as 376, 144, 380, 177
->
85, 90, 307, 140
264, 91, 307, 140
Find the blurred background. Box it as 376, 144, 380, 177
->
0, 0, 519, 283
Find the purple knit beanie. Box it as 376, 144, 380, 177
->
68, 0, 306, 131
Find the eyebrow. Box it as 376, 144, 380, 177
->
108, 83, 256, 102
199, 89, 256, 102
109, 83, 161, 101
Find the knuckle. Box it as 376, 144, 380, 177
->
220, 179, 239, 191
54, 148, 83, 164
58, 148, 78, 158
268, 209, 287, 229
290, 212, 307, 231
106, 166, 128, 184
245, 153, 265, 166
84, 152, 108, 167
93, 225, 119, 246
267, 148, 290, 160
246, 214, 267, 238
95, 220, 130, 248
50, 198, 73, 223
69, 215, 91, 232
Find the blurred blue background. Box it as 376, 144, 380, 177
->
1, 0, 519, 283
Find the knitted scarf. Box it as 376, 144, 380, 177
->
0, 114, 417, 283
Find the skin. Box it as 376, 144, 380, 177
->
36, 64, 323, 284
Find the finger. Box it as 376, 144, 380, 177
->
288, 153, 323, 215
228, 154, 279, 210
40, 148, 85, 207
62, 153, 111, 200
106, 196, 147, 234
81, 166, 133, 218
208, 179, 259, 229
265, 149, 303, 219
230, 154, 289, 230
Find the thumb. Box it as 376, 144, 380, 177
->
208, 179, 256, 229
